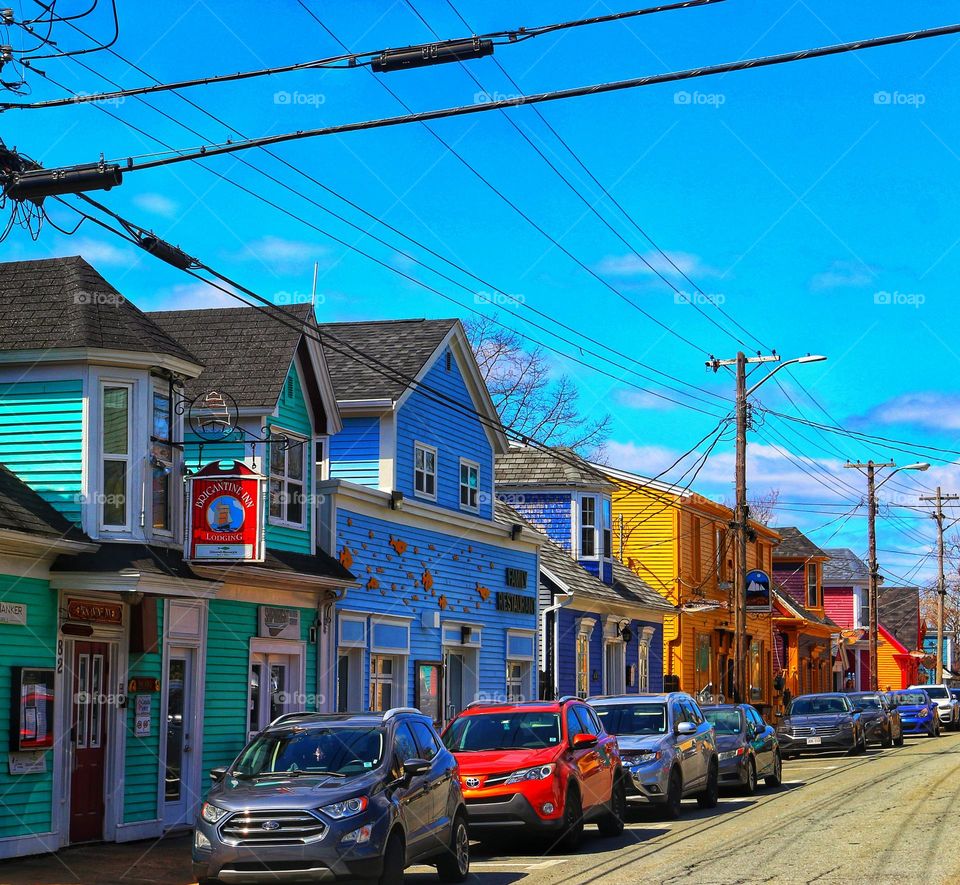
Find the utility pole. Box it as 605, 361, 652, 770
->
919, 487, 960, 684
845, 459, 929, 691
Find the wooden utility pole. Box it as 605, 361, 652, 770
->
919, 487, 960, 683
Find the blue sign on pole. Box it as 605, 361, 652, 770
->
745, 569, 771, 612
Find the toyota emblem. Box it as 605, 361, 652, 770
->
464, 777, 481, 789
261, 820, 281, 831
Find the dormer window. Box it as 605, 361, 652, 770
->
100, 383, 132, 530
414, 442, 437, 500
807, 564, 819, 608
269, 431, 306, 528
580, 496, 597, 557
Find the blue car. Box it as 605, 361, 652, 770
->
888, 689, 940, 737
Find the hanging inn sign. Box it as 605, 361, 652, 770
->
185, 460, 266, 562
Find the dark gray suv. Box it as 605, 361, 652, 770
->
193, 709, 469, 884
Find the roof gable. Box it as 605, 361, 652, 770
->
0, 256, 199, 367
878, 586, 920, 650
773, 526, 827, 560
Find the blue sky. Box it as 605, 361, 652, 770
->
5, 0, 960, 586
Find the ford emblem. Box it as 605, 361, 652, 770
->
465, 777, 481, 789
261, 820, 281, 831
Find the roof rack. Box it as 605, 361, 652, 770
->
382, 707, 425, 721
268, 711, 324, 727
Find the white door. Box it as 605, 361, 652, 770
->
163, 648, 196, 828
249, 648, 304, 738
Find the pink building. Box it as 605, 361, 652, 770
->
821, 548, 870, 690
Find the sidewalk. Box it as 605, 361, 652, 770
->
0, 834, 196, 885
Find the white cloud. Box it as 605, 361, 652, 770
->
614, 389, 677, 411
809, 259, 877, 291
61, 238, 138, 267
596, 251, 717, 280
856, 392, 960, 431
132, 192, 179, 218
156, 281, 241, 310
231, 236, 327, 271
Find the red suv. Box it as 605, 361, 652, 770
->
441, 699, 626, 851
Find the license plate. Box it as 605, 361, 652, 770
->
806, 737, 822, 745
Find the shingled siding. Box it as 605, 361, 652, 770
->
264, 364, 314, 555
334, 507, 538, 707
329, 417, 380, 488
395, 347, 494, 521
0, 379, 84, 524
773, 563, 807, 608
508, 493, 573, 552
0, 574, 56, 841
122, 600, 163, 824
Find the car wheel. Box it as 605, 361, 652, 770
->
663, 767, 683, 820
764, 752, 783, 788
557, 787, 584, 853
881, 726, 893, 749
597, 774, 626, 837
697, 760, 719, 809
378, 831, 405, 885
741, 757, 757, 796
436, 812, 470, 883
895, 730, 904, 747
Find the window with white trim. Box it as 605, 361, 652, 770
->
459, 459, 479, 511
506, 631, 535, 702
101, 383, 132, 529
269, 431, 306, 527
580, 496, 597, 558
369, 618, 410, 710
637, 637, 651, 692
602, 497, 612, 558
151, 385, 174, 533
414, 443, 437, 499
575, 633, 590, 698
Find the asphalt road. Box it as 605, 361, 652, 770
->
3, 732, 959, 885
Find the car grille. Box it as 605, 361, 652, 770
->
466, 794, 517, 806
789, 726, 841, 738
480, 772, 514, 787
219, 809, 327, 846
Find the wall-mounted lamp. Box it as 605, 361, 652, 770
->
389, 490, 404, 511
510, 523, 523, 541
461, 625, 473, 645
617, 619, 633, 643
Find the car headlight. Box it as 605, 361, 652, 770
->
626, 750, 661, 765
505, 764, 555, 784
200, 802, 228, 824
320, 796, 369, 819
840, 721, 854, 731
918, 707, 929, 717
718, 748, 744, 761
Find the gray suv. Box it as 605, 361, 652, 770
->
193, 709, 469, 884
588, 693, 719, 819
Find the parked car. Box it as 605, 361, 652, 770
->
441, 698, 625, 852
588, 692, 719, 819
193, 709, 469, 885
775, 693, 865, 757
889, 689, 940, 737
846, 692, 903, 748
701, 704, 782, 794
950, 687, 960, 707
908, 684, 960, 731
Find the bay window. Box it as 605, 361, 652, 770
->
151, 387, 173, 532
580, 496, 597, 557
101, 383, 132, 530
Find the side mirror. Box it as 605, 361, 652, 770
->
209, 767, 227, 783
402, 758, 431, 780
571, 732, 598, 749
676, 721, 696, 736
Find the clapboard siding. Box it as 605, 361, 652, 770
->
823, 586, 854, 629
396, 347, 493, 521
0, 380, 84, 523
123, 600, 164, 823
0, 574, 57, 839
329, 417, 380, 488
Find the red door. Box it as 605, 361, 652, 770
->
70, 641, 110, 843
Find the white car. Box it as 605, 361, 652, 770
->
908, 684, 960, 731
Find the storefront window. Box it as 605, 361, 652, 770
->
506, 661, 528, 702
749, 640, 763, 702
638, 638, 650, 692
370, 654, 397, 710
576, 633, 590, 698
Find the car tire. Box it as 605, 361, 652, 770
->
378, 831, 405, 885
894, 731, 904, 747
881, 726, 893, 749
764, 752, 783, 788
557, 787, 584, 853
597, 774, 626, 837
663, 767, 683, 820
697, 760, 719, 809
741, 758, 757, 796
436, 812, 470, 883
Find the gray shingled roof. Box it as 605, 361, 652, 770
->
878, 586, 920, 651
496, 501, 671, 614
822, 548, 869, 585
317, 319, 456, 402
149, 304, 312, 412
496, 446, 615, 491
0, 257, 198, 364
773, 526, 827, 560
0, 463, 89, 542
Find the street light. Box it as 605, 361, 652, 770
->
844, 459, 930, 691
707, 351, 828, 702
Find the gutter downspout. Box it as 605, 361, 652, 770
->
540, 590, 572, 700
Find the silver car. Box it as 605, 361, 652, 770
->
908, 684, 960, 731
589, 693, 718, 819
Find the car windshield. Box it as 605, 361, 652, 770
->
850, 694, 883, 710
593, 703, 668, 736
703, 709, 743, 736
893, 692, 927, 706
233, 727, 384, 777
443, 712, 561, 751
788, 697, 849, 716
921, 686, 949, 699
